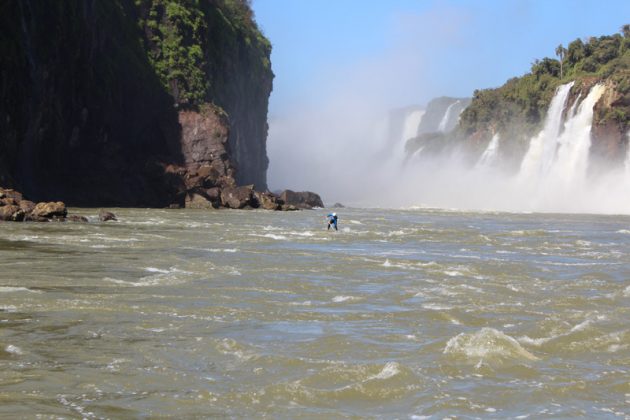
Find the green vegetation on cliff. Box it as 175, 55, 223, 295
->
0, 0, 273, 203
459, 26, 630, 139
135, 0, 272, 107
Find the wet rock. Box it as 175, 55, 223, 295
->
99, 210, 117, 222
67, 215, 89, 223
19, 200, 36, 214
0, 188, 23, 202
31, 201, 67, 219
185, 192, 215, 209
280, 204, 299, 211
279, 190, 324, 209
205, 187, 221, 204
331, 202, 345, 208
0, 205, 25, 221
254, 191, 281, 210
221, 185, 256, 209
0, 197, 18, 206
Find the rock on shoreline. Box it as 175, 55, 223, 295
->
0, 186, 324, 221
0, 187, 113, 223
180, 181, 324, 211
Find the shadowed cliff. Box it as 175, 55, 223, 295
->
0, 0, 273, 206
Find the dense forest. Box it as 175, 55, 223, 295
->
458, 27, 630, 146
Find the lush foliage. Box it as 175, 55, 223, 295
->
459, 27, 630, 137
134, 0, 271, 106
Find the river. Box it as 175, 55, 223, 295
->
1, 207, 628, 418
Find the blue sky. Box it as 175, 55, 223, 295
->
251, 0, 630, 194
253, 0, 630, 114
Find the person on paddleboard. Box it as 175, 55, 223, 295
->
326, 212, 338, 231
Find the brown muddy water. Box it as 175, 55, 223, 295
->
0, 208, 628, 418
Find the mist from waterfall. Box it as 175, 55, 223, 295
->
437, 100, 460, 132
387, 83, 630, 214
269, 81, 630, 214
474, 133, 500, 170
401, 110, 425, 144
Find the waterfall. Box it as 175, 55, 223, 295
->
624, 131, 630, 179
437, 100, 460, 132
546, 84, 605, 185
401, 109, 425, 143
518, 82, 574, 182
475, 134, 500, 169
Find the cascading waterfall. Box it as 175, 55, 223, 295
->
475, 133, 500, 169
518, 82, 574, 183
437, 100, 460, 132
546, 84, 605, 186
401, 109, 425, 143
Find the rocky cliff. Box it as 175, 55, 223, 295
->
458, 30, 630, 166
405, 29, 630, 168
0, 0, 272, 207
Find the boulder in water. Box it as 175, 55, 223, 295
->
185, 192, 215, 209
99, 210, 117, 222
0, 188, 23, 202
31, 201, 67, 219
254, 191, 281, 210
279, 190, 324, 209
221, 185, 256, 209
18, 200, 36, 214
0, 204, 25, 221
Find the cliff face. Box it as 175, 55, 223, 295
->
0, 0, 272, 206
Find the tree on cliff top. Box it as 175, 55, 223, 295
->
555, 44, 567, 79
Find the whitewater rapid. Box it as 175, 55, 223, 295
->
0, 207, 628, 417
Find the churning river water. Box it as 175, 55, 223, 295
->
0, 207, 629, 418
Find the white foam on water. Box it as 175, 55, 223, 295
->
444, 270, 463, 277
57, 395, 96, 419
422, 303, 453, 311
519, 315, 606, 347
216, 338, 257, 362
332, 295, 359, 303
349, 220, 363, 225
104, 266, 191, 287
256, 233, 288, 240
5, 345, 23, 355
617, 229, 630, 234
444, 327, 539, 361
518, 335, 554, 347
607, 344, 628, 353
369, 361, 400, 380
382, 259, 392, 267
145, 267, 170, 274
289, 231, 315, 237
623, 285, 630, 297
0, 286, 40, 294
570, 319, 593, 332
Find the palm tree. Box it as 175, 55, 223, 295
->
555, 44, 567, 78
